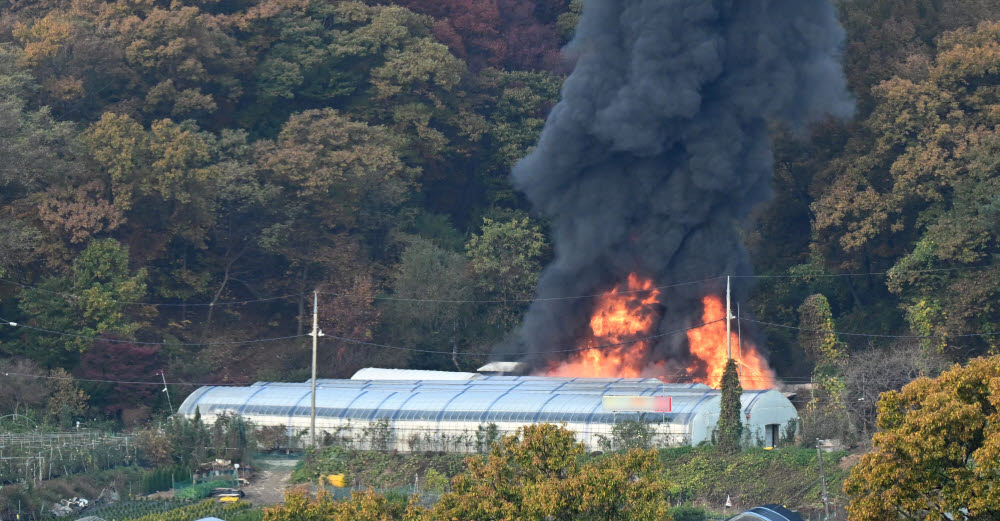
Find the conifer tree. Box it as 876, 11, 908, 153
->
716, 358, 743, 454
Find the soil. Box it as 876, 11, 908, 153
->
241, 462, 297, 505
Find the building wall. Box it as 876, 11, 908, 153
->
179, 377, 798, 452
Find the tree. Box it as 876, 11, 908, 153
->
810, 21, 1000, 355
45, 368, 88, 428
75, 336, 164, 417
432, 424, 671, 521
596, 419, 655, 452
0, 358, 49, 415
256, 108, 416, 239
842, 341, 947, 440
716, 358, 742, 454
379, 236, 475, 371
391, 0, 568, 71
797, 294, 849, 440
16, 238, 151, 365
264, 489, 421, 521
844, 356, 1000, 520
466, 216, 549, 332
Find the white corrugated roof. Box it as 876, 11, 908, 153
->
350, 367, 479, 381
477, 361, 529, 373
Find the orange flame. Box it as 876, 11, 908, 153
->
686, 295, 775, 389
541, 274, 776, 389
544, 274, 661, 378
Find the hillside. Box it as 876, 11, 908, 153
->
0, 0, 997, 432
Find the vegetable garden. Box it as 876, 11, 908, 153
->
0, 432, 136, 484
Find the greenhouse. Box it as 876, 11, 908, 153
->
178, 369, 798, 452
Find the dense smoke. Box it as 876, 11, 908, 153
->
499, 0, 854, 374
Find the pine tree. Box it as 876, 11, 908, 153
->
716, 358, 743, 454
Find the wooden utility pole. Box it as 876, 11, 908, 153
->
817, 443, 830, 519
737, 302, 743, 377
310, 290, 319, 448
726, 276, 732, 360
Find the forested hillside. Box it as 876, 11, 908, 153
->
1, 0, 1000, 424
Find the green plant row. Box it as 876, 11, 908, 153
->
141, 465, 195, 494
173, 481, 233, 501
70, 500, 188, 521
127, 499, 255, 521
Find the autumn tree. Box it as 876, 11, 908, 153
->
264, 489, 421, 521
379, 236, 476, 371
844, 356, 1000, 520
392, 0, 567, 71
715, 358, 742, 454
76, 336, 164, 417
15, 238, 151, 366
256, 108, 416, 242
466, 215, 549, 333
811, 20, 1000, 355
0, 358, 49, 415
432, 423, 671, 521
45, 368, 88, 428
842, 341, 947, 440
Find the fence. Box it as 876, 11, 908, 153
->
0, 431, 136, 484
298, 420, 691, 454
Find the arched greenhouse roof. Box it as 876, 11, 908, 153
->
179, 379, 785, 428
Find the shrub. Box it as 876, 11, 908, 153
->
174, 480, 231, 501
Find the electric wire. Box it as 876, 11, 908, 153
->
729, 264, 993, 279
0, 276, 727, 306
0, 316, 307, 346
0, 278, 305, 307
318, 318, 726, 358
1, 263, 992, 307
0, 314, 724, 356
743, 317, 1000, 339
324, 277, 726, 304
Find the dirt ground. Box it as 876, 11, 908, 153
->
242, 460, 298, 505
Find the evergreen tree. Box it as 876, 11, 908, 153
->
716, 358, 743, 454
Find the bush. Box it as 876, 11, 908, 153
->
174, 480, 232, 501
670, 505, 708, 521
142, 465, 194, 494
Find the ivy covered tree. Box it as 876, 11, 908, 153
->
716, 358, 743, 454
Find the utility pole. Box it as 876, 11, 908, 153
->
726, 276, 732, 360
310, 290, 321, 448
817, 442, 830, 519
737, 302, 743, 377
159, 372, 173, 413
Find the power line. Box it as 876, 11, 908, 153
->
329, 277, 726, 304
744, 317, 1000, 339
319, 318, 727, 357
730, 264, 992, 279
0, 278, 305, 307
2, 263, 991, 310
0, 317, 307, 346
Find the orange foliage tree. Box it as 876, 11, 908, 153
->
844, 356, 1000, 519
431, 424, 671, 521
264, 489, 424, 521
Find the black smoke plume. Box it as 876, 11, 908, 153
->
499, 0, 854, 376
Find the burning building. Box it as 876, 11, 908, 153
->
497, 0, 854, 385
179, 368, 799, 451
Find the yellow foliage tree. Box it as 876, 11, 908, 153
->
264, 489, 423, 521
430, 424, 671, 521
844, 356, 1000, 519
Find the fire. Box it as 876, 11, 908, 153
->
541, 274, 777, 389
686, 295, 775, 389
544, 274, 661, 378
